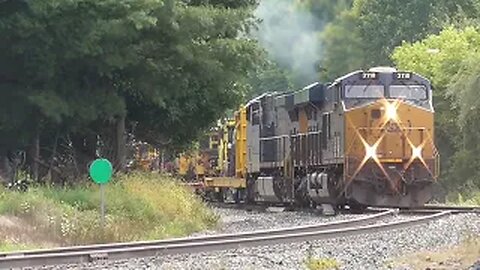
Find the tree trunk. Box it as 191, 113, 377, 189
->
114, 114, 126, 172
45, 133, 59, 185
71, 133, 97, 179
31, 124, 40, 182
0, 150, 12, 184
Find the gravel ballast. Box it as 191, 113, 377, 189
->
30, 208, 480, 270
191, 206, 371, 236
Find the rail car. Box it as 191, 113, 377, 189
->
181, 67, 439, 210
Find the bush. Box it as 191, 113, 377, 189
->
0, 172, 218, 246
447, 190, 480, 206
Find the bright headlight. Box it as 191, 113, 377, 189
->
412, 146, 422, 159
365, 144, 377, 160
385, 102, 397, 121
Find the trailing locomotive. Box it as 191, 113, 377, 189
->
183, 67, 439, 210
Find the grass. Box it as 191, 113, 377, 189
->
446, 190, 480, 206
304, 246, 341, 270
0, 241, 40, 252
389, 233, 480, 269
0, 172, 218, 248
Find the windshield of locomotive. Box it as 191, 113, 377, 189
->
344, 85, 384, 98
389, 85, 427, 100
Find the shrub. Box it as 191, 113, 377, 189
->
447, 190, 480, 206
0, 172, 218, 247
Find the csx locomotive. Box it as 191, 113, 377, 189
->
180, 67, 439, 209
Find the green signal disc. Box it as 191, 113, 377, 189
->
89, 159, 113, 184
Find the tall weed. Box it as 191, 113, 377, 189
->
447, 190, 480, 206
0, 172, 218, 247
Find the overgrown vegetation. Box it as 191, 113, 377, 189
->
0, 172, 218, 246
448, 191, 480, 206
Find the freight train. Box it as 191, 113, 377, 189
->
179, 67, 439, 211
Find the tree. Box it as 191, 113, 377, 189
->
319, 6, 364, 80
319, 0, 480, 80
0, 0, 263, 182
392, 27, 480, 191
297, 0, 353, 25
246, 60, 293, 98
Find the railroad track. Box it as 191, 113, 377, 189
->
206, 201, 393, 215
409, 204, 480, 213
207, 201, 480, 216
0, 209, 454, 269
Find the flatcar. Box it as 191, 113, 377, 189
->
185, 67, 439, 210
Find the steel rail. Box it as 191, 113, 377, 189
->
0, 209, 395, 258
0, 210, 449, 269
412, 204, 480, 213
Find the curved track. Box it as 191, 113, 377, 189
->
0, 209, 452, 268
408, 204, 480, 213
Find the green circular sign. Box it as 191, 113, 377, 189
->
89, 159, 113, 184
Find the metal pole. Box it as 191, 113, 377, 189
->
100, 184, 105, 230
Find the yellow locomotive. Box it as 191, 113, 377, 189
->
180, 67, 439, 209
127, 142, 160, 172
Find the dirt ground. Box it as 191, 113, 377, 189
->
390, 236, 480, 270
0, 215, 59, 250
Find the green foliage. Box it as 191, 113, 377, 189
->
0, 172, 218, 246
448, 190, 480, 206
246, 60, 293, 98
319, 6, 363, 80
392, 27, 480, 190
319, 0, 480, 80
0, 0, 263, 170
297, 0, 353, 23
355, 0, 478, 66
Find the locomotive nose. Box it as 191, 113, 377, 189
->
345, 98, 438, 186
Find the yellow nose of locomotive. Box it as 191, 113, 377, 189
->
345, 98, 439, 191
